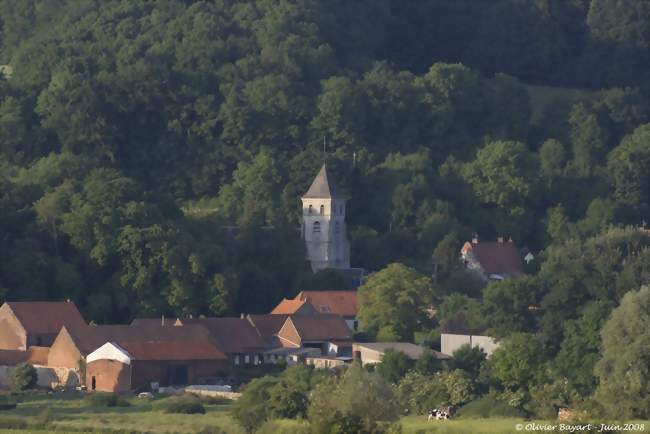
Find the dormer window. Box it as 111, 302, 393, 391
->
313, 221, 321, 233
320, 204, 324, 215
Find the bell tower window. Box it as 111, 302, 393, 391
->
313, 221, 321, 233
308, 204, 313, 214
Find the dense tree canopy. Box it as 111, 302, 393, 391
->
0, 2, 648, 389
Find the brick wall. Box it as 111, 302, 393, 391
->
47, 329, 84, 370
87, 360, 131, 393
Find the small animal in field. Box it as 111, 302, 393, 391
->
427, 406, 457, 421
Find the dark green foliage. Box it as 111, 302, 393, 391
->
449, 344, 487, 380
85, 393, 130, 408
357, 263, 433, 342
375, 350, 414, 384
231, 376, 279, 433
488, 333, 546, 394
163, 395, 206, 415
309, 363, 399, 434
595, 286, 650, 418
10, 363, 36, 391
456, 396, 527, 419
232, 365, 329, 432
0, 0, 647, 409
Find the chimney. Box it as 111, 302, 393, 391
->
497, 236, 504, 243
161, 315, 165, 327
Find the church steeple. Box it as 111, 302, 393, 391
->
303, 164, 343, 199
301, 164, 350, 272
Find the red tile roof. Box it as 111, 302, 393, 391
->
119, 341, 226, 361
179, 317, 267, 354
247, 314, 287, 346
65, 323, 215, 355
271, 299, 306, 314
6, 301, 86, 334
287, 316, 353, 342
296, 291, 358, 317
461, 241, 524, 277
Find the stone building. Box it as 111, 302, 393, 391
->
301, 165, 364, 286
301, 164, 351, 271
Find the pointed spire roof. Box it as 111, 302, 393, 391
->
303, 164, 344, 199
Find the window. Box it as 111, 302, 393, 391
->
313, 221, 321, 233
234, 356, 240, 365
244, 355, 250, 364
308, 204, 313, 214
335, 221, 340, 235
320, 204, 324, 215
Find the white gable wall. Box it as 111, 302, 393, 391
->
87, 342, 132, 365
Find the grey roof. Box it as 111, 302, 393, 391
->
303, 164, 344, 199
353, 342, 450, 360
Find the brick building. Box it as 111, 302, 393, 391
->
86, 340, 227, 393
0, 301, 86, 350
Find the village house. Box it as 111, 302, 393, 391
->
48, 323, 209, 368
0, 301, 86, 350
352, 342, 449, 365
49, 323, 228, 391
246, 314, 287, 348
460, 236, 524, 281
305, 355, 347, 369
440, 332, 499, 357
271, 298, 318, 315
270, 290, 359, 331
172, 317, 268, 367
276, 315, 353, 359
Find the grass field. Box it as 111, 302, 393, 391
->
0, 392, 244, 433
0, 393, 647, 433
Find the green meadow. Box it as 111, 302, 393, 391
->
0, 393, 646, 434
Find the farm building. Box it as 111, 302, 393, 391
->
0, 301, 86, 350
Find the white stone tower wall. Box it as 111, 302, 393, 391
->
301, 197, 350, 271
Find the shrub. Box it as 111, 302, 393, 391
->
231, 376, 279, 432
164, 395, 206, 414
11, 363, 37, 391
196, 427, 227, 434
309, 363, 399, 434
456, 396, 527, 419
255, 419, 311, 434
85, 393, 131, 407
0, 417, 28, 429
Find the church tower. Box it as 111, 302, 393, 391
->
301, 164, 351, 272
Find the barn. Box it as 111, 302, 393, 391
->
86, 340, 228, 393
